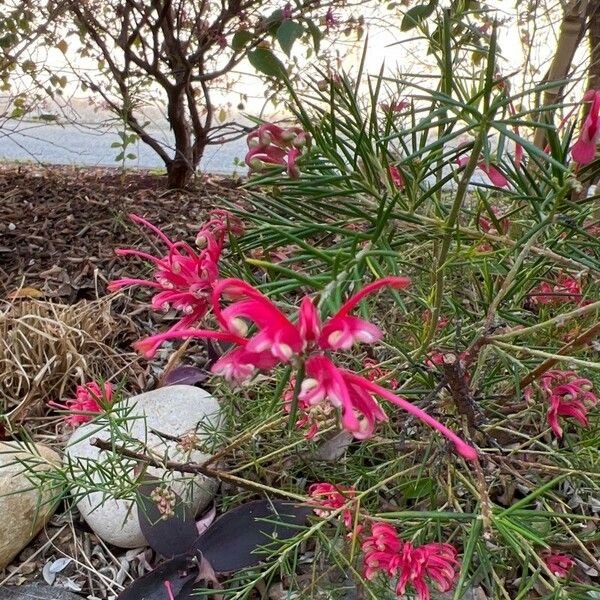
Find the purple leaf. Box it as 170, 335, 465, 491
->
116, 556, 195, 600
138, 482, 200, 558
194, 500, 311, 572
162, 365, 209, 387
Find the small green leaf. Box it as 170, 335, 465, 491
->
401, 1, 437, 31
305, 20, 322, 53
232, 30, 253, 52
115, 152, 124, 161
248, 48, 286, 79
110, 142, 122, 148
276, 21, 304, 56
126, 153, 136, 160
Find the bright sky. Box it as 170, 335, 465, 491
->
22, 1, 589, 124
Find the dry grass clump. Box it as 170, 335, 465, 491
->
0, 296, 142, 422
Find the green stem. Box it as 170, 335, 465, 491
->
419, 133, 485, 355
287, 361, 305, 431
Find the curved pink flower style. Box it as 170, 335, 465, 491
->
529, 274, 582, 306
457, 154, 509, 188
308, 482, 357, 529
245, 123, 310, 178
108, 212, 241, 355
48, 381, 113, 426
362, 522, 459, 600
135, 276, 478, 460
572, 89, 600, 165
524, 370, 598, 437
541, 551, 574, 578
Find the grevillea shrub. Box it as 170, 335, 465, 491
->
35, 8, 600, 600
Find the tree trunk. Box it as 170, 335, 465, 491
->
587, 3, 600, 91
166, 85, 194, 189
533, 0, 589, 151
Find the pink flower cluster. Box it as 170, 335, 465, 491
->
541, 551, 574, 578
529, 274, 582, 306
362, 522, 459, 600
135, 277, 477, 460
48, 381, 113, 426
308, 482, 357, 529
108, 211, 242, 355
525, 370, 598, 438
245, 123, 310, 178
572, 89, 600, 165
362, 358, 398, 389
283, 377, 334, 439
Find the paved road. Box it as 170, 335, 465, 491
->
0, 121, 247, 174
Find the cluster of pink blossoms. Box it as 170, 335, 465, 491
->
283, 376, 334, 440
524, 370, 598, 438
134, 276, 477, 459
308, 482, 358, 530
108, 211, 242, 355
529, 274, 582, 306
541, 551, 574, 578
245, 123, 310, 179
48, 381, 113, 426
362, 522, 459, 600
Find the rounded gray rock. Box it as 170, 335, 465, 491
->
64, 385, 222, 548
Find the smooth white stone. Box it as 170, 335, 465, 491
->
65, 385, 222, 548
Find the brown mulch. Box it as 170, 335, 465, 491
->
0, 164, 241, 301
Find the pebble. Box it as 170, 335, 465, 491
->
0, 443, 62, 571
65, 385, 222, 548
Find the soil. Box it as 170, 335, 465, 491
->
0, 164, 241, 300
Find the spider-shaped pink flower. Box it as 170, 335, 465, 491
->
529, 274, 582, 306
541, 550, 574, 578
135, 277, 477, 460
108, 212, 241, 355
308, 482, 357, 529
245, 123, 310, 178
48, 381, 113, 426
362, 522, 459, 600
525, 370, 598, 437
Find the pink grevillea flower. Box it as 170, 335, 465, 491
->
245, 123, 310, 179
420, 310, 449, 330
283, 377, 334, 439
382, 100, 409, 113
108, 212, 241, 355
362, 522, 459, 600
572, 89, 600, 165
541, 551, 575, 578
388, 165, 405, 190
529, 274, 582, 306
524, 370, 598, 438
308, 482, 357, 529
457, 154, 509, 188
48, 381, 113, 426
478, 208, 510, 235
363, 358, 398, 389
136, 277, 477, 460
324, 7, 340, 31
